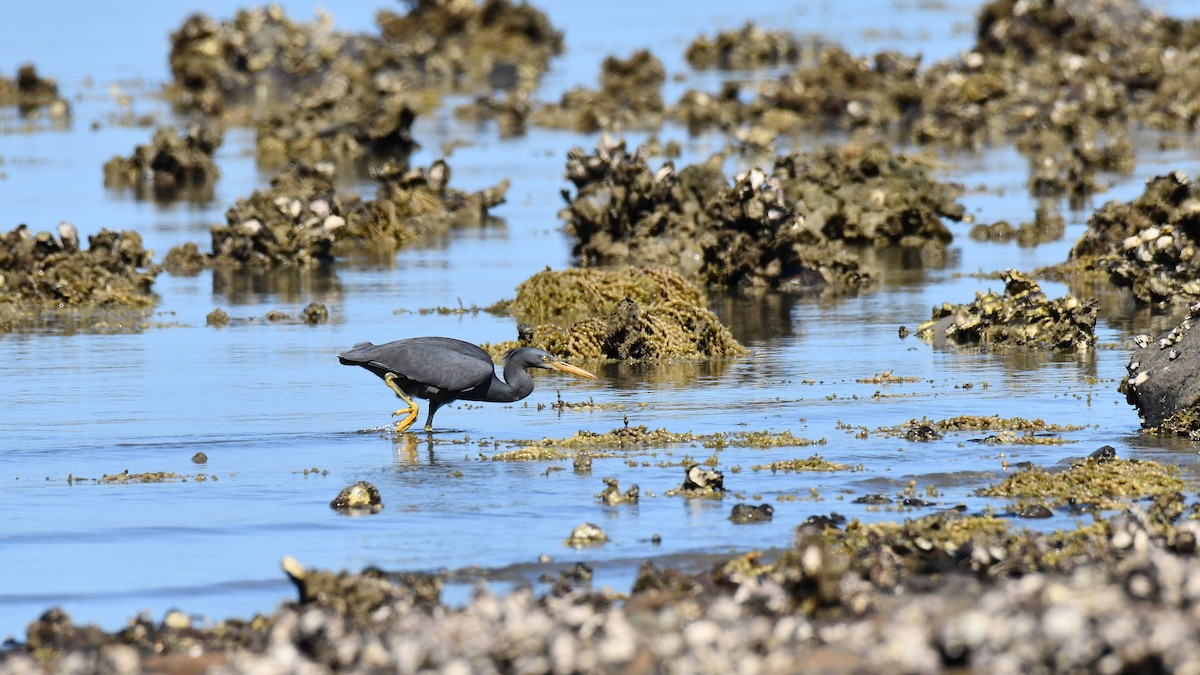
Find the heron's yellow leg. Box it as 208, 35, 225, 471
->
385, 373, 420, 433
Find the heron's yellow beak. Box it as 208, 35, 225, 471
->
549, 360, 598, 380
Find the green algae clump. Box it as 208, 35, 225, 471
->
490, 267, 744, 360
916, 270, 1096, 351
750, 454, 859, 473
978, 458, 1186, 509
519, 425, 700, 452
490, 447, 567, 462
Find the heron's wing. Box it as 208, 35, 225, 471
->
354, 338, 497, 393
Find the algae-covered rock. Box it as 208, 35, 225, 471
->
491, 267, 744, 360
916, 270, 1096, 351
596, 477, 639, 506
978, 457, 1185, 509
533, 50, 665, 132
564, 523, 608, 547
454, 90, 531, 138
1121, 306, 1200, 435
685, 23, 802, 70
255, 94, 420, 163
0, 224, 159, 330
1065, 172, 1200, 304
560, 139, 962, 292
0, 64, 70, 117
969, 206, 1065, 247
373, 0, 564, 89
103, 125, 222, 201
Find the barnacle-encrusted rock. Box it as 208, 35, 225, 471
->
685, 23, 803, 70
349, 159, 509, 247
666, 463, 725, 498
19, 505, 1200, 673
490, 267, 744, 360
453, 90, 531, 137
596, 477, 639, 506
302, 302, 329, 325
1121, 305, 1200, 435
916, 270, 1096, 351
0, 64, 70, 116
670, 0, 1200, 154
168, 159, 507, 267
103, 125, 222, 201
330, 481, 382, 514
168, 2, 561, 165
969, 206, 1065, 247
255, 94, 420, 163
1065, 172, 1200, 304
564, 523, 608, 547
560, 139, 962, 292
206, 163, 346, 266
280, 556, 440, 626
169, 2, 562, 115
373, 0, 564, 89
0, 224, 159, 329
533, 50, 665, 132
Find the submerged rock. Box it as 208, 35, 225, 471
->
1121, 305, 1200, 435
916, 270, 1097, 351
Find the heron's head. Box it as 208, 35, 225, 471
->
505, 347, 598, 380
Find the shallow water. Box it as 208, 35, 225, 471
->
1, 0, 1199, 640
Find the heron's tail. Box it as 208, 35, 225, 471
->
337, 341, 376, 365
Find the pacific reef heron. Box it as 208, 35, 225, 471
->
338, 337, 598, 432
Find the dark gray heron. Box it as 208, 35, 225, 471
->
338, 336, 598, 432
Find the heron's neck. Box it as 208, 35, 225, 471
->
487, 362, 535, 403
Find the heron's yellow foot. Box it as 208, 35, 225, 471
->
394, 409, 419, 433
385, 373, 420, 433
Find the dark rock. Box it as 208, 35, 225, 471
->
1121, 306, 1200, 434
729, 503, 774, 523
